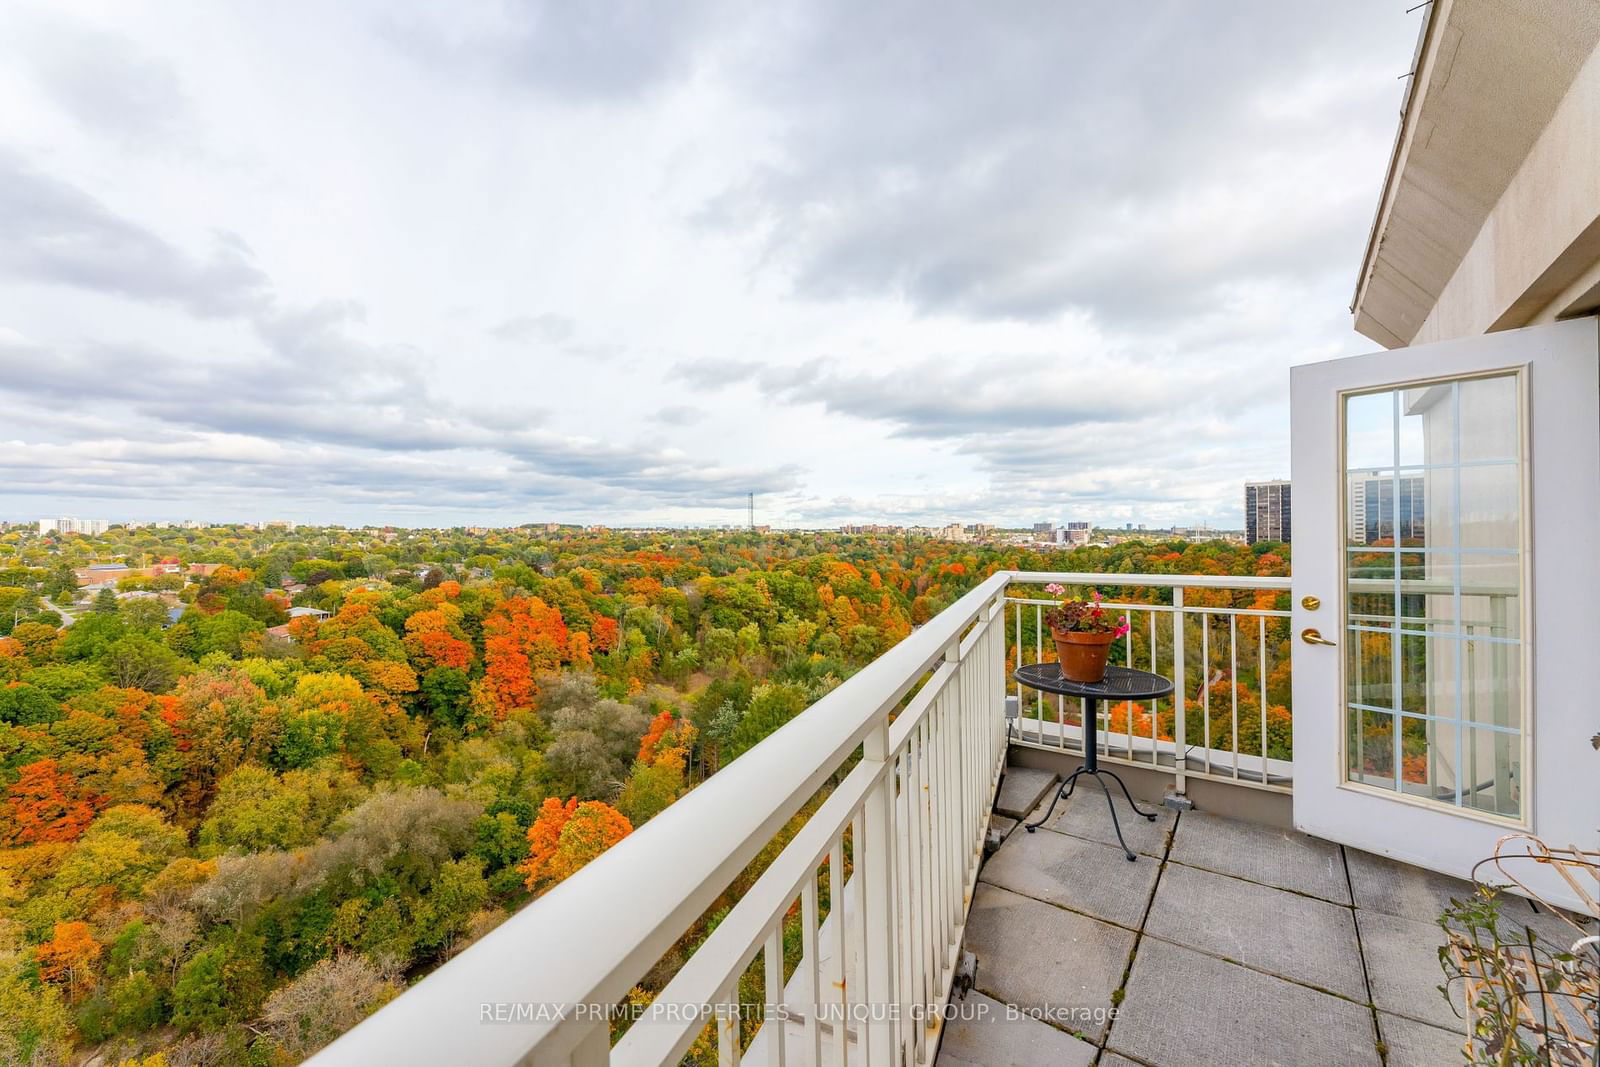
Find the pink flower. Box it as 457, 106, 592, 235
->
1091, 589, 1102, 602
1044, 583, 1065, 595
1113, 616, 1130, 638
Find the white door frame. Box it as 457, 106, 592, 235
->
1289, 316, 1599, 912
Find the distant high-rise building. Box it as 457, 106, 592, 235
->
1032, 522, 1054, 537
39, 517, 108, 536
1064, 521, 1092, 546
1244, 480, 1291, 544
1347, 472, 1425, 545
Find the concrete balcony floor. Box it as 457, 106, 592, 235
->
938, 756, 1590, 1067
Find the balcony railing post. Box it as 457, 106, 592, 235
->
1172, 586, 1186, 796
862, 718, 897, 1066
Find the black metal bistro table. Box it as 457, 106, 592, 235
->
1016, 663, 1175, 862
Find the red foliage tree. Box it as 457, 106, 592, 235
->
590, 615, 619, 654
3, 759, 105, 845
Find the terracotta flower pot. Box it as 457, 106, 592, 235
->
1051, 628, 1117, 683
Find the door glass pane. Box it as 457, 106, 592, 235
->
1398, 713, 1447, 801
1342, 373, 1524, 818
1457, 466, 1520, 549
1347, 709, 1395, 789
1465, 727, 1521, 817
1345, 392, 1397, 469
1346, 630, 1391, 709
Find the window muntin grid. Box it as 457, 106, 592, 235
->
1342, 374, 1524, 818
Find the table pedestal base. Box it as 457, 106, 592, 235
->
1024, 766, 1158, 861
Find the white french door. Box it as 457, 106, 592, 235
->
1289, 316, 1598, 911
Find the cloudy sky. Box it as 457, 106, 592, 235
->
0, 1, 1421, 529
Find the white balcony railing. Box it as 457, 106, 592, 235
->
1005, 571, 1293, 792
309, 570, 1290, 1067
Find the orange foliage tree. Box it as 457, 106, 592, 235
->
481, 597, 570, 717
637, 709, 696, 773
35, 920, 101, 995
4, 758, 105, 845
590, 616, 619, 654
404, 608, 473, 670
519, 797, 632, 889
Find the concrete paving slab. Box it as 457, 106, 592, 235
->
1357, 909, 1467, 1033
989, 814, 1018, 838
1168, 811, 1350, 904
1109, 937, 1380, 1067
1024, 778, 1175, 858
1501, 894, 1598, 953
1379, 1012, 1472, 1067
1098, 1055, 1146, 1067
1345, 847, 1477, 922
935, 991, 1097, 1067
1144, 861, 1368, 1000
1348, 848, 1596, 959
979, 825, 1160, 929
995, 767, 1058, 819
961, 883, 1135, 1043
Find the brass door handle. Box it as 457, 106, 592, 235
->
1300, 627, 1336, 646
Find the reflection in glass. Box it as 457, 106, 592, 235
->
1466, 727, 1520, 817
1398, 713, 1452, 801
1347, 709, 1395, 790
1342, 373, 1523, 818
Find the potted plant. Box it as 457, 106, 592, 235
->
1043, 584, 1130, 683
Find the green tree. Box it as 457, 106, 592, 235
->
198, 765, 312, 853
409, 857, 489, 955
190, 610, 264, 657
617, 760, 681, 826
0, 586, 40, 636
118, 597, 171, 632
58, 613, 125, 662
109, 971, 164, 1032
0, 684, 61, 726
43, 562, 77, 597
728, 682, 808, 760
171, 949, 228, 1031
103, 635, 186, 693
92, 588, 119, 614
418, 666, 472, 728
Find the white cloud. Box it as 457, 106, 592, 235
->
0, 0, 1422, 528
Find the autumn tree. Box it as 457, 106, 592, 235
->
619, 709, 697, 824
54, 804, 187, 901
479, 597, 570, 718
518, 797, 632, 889
3, 758, 104, 845
403, 607, 473, 671
11, 621, 61, 664
36, 921, 101, 996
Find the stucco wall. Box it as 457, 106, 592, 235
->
1415, 40, 1600, 343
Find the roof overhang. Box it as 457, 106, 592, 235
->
1351, 0, 1600, 348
